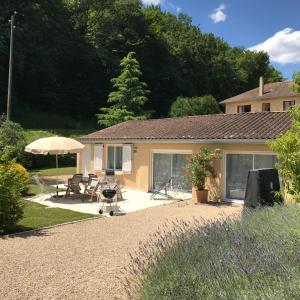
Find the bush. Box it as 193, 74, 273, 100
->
0, 118, 27, 164
7, 162, 30, 195
268, 106, 300, 201
127, 205, 300, 299
169, 95, 221, 117
0, 163, 25, 233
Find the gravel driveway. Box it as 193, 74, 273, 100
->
0, 201, 241, 300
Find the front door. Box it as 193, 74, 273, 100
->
152, 153, 191, 192
226, 153, 276, 200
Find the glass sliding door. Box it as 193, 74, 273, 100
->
226, 154, 253, 200
226, 153, 276, 200
153, 154, 172, 190
172, 154, 191, 191
153, 153, 191, 192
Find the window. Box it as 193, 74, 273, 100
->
262, 103, 270, 112
226, 153, 276, 200
237, 105, 251, 113
107, 145, 123, 170
283, 100, 295, 111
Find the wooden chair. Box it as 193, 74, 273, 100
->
65, 174, 83, 198
85, 178, 102, 201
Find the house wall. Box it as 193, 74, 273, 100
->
77, 141, 273, 201
225, 96, 300, 114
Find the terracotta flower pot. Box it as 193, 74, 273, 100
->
195, 189, 208, 204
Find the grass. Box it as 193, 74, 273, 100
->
3, 200, 96, 235
24, 129, 95, 143
29, 166, 76, 177
129, 205, 300, 299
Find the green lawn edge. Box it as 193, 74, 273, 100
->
3, 200, 98, 235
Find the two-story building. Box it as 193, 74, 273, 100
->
78, 78, 298, 202
220, 77, 300, 113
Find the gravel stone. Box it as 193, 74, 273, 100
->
0, 201, 241, 300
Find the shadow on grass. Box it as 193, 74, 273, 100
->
1, 226, 49, 239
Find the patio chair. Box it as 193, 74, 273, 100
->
65, 174, 83, 198
151, 177, 174, 200
84, 173, 98, 193
85, 178, 102, 201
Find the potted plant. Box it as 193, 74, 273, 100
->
186, 148, 221, 204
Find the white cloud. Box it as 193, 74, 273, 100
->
141, 0, 160, 5
209, 4, 227, 23
248, 28, 300, 64
167, 1, 181, 13
142, 0, 181, 13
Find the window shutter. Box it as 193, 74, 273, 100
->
94, 144, 103, 171
122, 144, 133, 173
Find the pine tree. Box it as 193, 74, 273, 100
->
97, 52, 150, 127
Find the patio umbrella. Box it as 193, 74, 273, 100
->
25, 136, 85, 197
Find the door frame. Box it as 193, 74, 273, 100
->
150, 149, 192, 191
223, 150, 276, 202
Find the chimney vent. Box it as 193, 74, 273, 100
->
259, 76, 264, 96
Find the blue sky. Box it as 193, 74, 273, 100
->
142, 0, 300, 80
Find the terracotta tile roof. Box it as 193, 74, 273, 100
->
80, 112, 292, 141
220, 81, 299, 104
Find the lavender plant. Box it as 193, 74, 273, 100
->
124, 205, 300, 299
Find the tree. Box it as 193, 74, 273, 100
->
170, 95, 221, 117
291, 71, 300, 93
268, 106, 300, 202
0, 118, 27, 164
97, 51, 150, 127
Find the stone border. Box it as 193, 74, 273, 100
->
1, 215, 103, 239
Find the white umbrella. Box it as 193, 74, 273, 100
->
25, 136, 85, 197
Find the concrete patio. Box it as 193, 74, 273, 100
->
28, 188, 192, 215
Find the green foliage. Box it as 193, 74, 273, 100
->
97, 51, 150, 127
170, 95, 221, 117
268, 106, 300, 202
134, 205, 300, 299
0, 1, 283, 125
291, 70, 300, 93
7, 162, 29, 195
185, 148, 221, 190
0, 163, 24, 233
0, 119, 26, 164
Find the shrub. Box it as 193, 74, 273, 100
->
268, 106, 300, 201
0, 163, 25, 233
169, 95, 221, 117
0, 119, 27, 164
185, 148, 221, 190
126, 205, 300, 299
7, 162, 30, 195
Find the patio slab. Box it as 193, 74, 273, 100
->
28, 188, 192, 215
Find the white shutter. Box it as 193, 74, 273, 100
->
82, 145, 91, 177
122, 144, 133, 173
94, 144, 103, 171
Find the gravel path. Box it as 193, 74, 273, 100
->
0, 201, 241, 300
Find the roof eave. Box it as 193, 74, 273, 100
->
78, 138, 274, 144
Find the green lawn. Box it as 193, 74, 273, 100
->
4, 200, 97, 235
134, 205, 300, 299
30, 166, 76, 177
24, 129, 95, 143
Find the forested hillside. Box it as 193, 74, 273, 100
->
0, 0, 283, 128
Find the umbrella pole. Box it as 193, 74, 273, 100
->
56, 154, 59, 197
